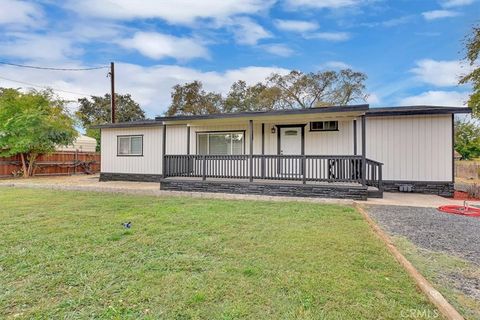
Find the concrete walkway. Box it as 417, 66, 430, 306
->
361, 191, 480, 208
1, 174, 479, 208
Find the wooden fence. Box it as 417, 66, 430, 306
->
0, 151, 100, 178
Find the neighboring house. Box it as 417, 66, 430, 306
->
57, 135, 97, 153
93, 105, 470, 200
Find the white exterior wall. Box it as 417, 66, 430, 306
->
360, 115, 452, 182
188, 120, 354, 155
101, 126, 163, 174
100, 115, 453, 182
261, 120, 354, 155
166, 125, 188, 154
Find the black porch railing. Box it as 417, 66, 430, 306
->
163, 154, 383, 189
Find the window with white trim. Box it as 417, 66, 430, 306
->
310, 121, 338, 131
197, 132, 244, 155
117, 135, 143, 156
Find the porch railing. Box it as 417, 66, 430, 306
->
164, 154, 383, 189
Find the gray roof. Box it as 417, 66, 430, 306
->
91, 104, 471, 129
154, 104, 369, 121
366, 105, 471, 116
90, 119, 160, 129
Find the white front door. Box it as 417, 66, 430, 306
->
279, 127, 302, 176
280, 127, 302, 155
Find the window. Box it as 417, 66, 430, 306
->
310, 121, 338, 131
197, 132, 244, 155
117, 135, 143, 156
284, 130, 298, 136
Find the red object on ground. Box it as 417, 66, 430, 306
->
452, 191, 480, 201
437, 205, 480, 217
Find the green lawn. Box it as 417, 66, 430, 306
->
0, 188, 438, 319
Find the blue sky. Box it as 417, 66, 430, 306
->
0, 0, 478, 117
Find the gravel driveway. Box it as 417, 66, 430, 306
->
366, 205, 480, 265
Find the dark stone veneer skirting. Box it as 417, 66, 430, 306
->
100, 172, 163, 182
382, 180, 454, 197
160, 179, 368, 200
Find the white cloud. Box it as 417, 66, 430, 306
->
262, 44, 295, 57
0, 33, 79, 62
441, 0, 475, 8
304, 32, 350, 41
118, 32, 209, 61
274, 19, 319, 32
400, 91, 467, 106
411, 59, 471, 87
0, 62, 289, 117
0, 0, 43, 27
362, 15, 414, 28
231, 18, 272, 45
422, 10, 459, 20
366, 93, 380, 105
273, 19, 349, 42
318, 61, 351, 69
65, 0, 274, 25
285, 0, 360, 9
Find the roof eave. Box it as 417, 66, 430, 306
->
90, 121, 161, 129
366, 107, 471, 117
155, 104, 369, 122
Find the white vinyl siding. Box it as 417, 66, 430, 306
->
360, 114, 452, 182
101, 126, 162, 174
100, 114, 452, 183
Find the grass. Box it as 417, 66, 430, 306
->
394, 236, 480, 320
0, 188, 439, 319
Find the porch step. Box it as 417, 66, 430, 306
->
367, 189, 383, 198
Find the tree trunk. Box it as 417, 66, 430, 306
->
26, 153, 37, 177
20, 153, 28, 178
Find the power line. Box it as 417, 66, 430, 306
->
0, 75, 94, 97
0, 61, 109, 71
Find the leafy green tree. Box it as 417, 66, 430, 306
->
267, 69, 367, 109
166, 81, 223, 116
166, 69, 368, 116
460, 24, 480, 117
0, 88, 77, 177
224, 80, 281, 113
77, 93, 145, 151
455, 119, 480, 160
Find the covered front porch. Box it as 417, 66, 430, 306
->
158, 105, 384, 199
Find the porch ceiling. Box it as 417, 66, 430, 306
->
162, 110, 365, 126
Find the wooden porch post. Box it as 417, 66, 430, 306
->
261, 123, 265, 179
186, 125, 190, 155
249, 120, 253, 182
162, 123, 167, 179
353, 119, 357, 155
361, 115, 366, 186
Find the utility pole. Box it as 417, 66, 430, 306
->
109, 62, 115, 123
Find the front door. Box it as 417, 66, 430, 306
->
279, 126, 302, 176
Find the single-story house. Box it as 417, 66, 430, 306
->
57, 134, 97, 153
93, 104, 470, 200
